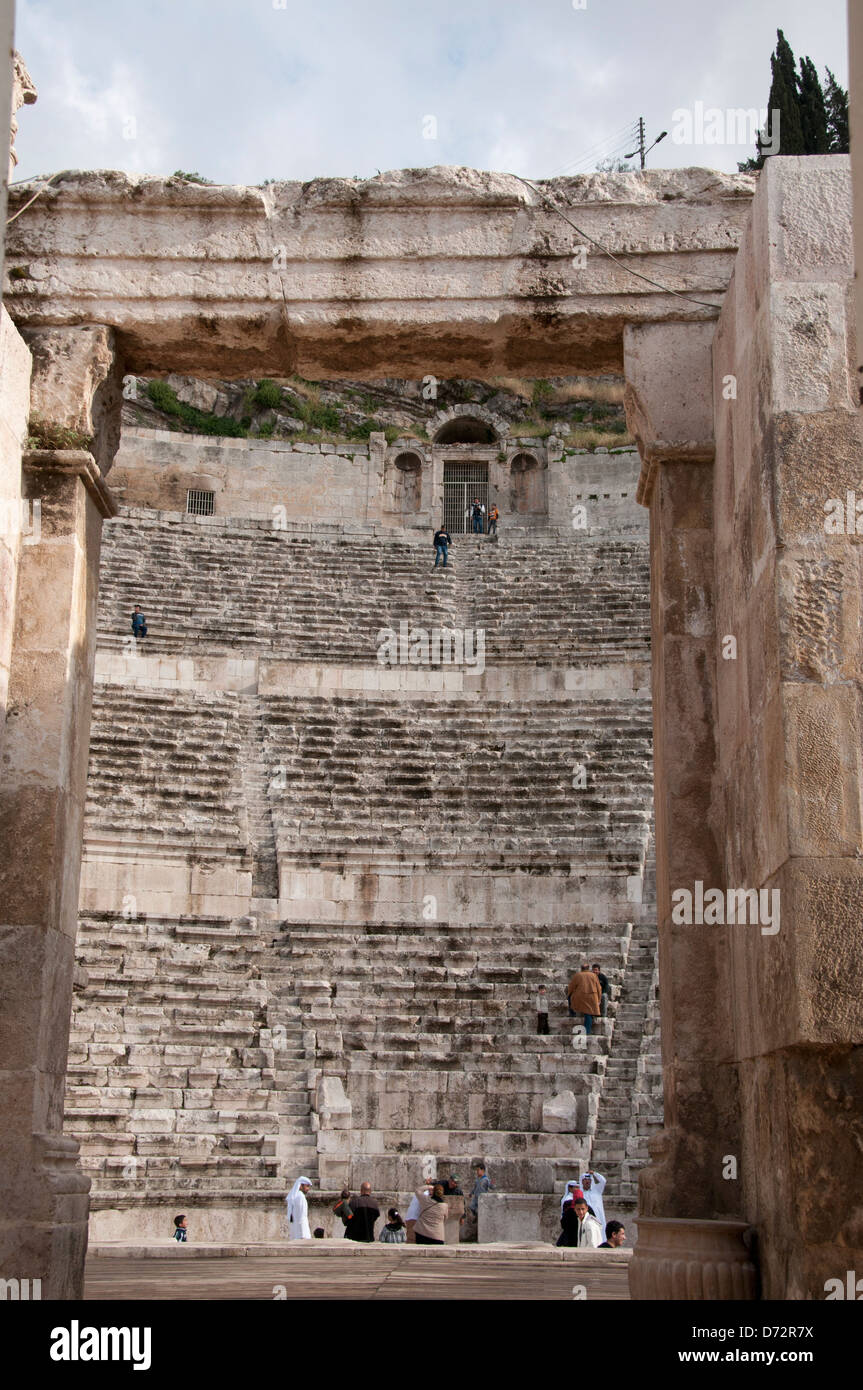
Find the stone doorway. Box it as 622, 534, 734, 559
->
443, 460, 489, 534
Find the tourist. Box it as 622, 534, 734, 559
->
592, 962, 610, 1016
567, 963, 602, 1035
333, 1187, 353, 1231
441, 1173, 463, 1196
413, 1182, 450, 1244
465, 1161, 492, 1239
313, 1228, 325, 1239
379, 1208, 407, 1244
559, 1180, 584, 1214
173, 1214, 188, 1243
344, 1181, 380, 1242
537, 985, 550, 1035
404, 1190, 422, 1243
599, 1221, 626, 1249
571, 1196, 603, 1248
285, 1176, 313, 1239
557, 1201, 581, 1247
579, 1169, 607, 1232
433, 523, 452, 568
487, 503, 499, 536
469, 497, 485, 534
470, 1161, 492, 1216
131, 605, 148, 641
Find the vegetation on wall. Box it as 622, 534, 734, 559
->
146, 381, 247, 437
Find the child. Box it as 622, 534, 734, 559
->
378, 1208, 407, 1244
313, 1227, 325, 1239
173, 1214, 188, 1243
537, 985, 549, 1035
333, 1188, 354, 1229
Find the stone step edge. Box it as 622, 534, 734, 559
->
88, 1240, 633, 1262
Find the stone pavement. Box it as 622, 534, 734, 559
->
85, 1243, 631, 1301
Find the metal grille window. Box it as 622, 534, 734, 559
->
443, 461, 489, 535
186, 489, 215, 516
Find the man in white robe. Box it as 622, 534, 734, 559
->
579, 1170, 607, 1233
286, 1177, 313, 1239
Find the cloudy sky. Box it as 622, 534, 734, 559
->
12, 0, 850, 185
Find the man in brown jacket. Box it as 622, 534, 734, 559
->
567, 963, 602, 1035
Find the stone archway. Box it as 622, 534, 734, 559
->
1, 157, 860, 1301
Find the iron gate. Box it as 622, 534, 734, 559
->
442, 461, 489, 534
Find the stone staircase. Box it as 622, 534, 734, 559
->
588, 918, 661, 1214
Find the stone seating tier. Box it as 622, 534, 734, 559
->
95, 514, 650, 666
84, 689, 653, 872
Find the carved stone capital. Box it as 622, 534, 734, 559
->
629, 1217, 757, 1300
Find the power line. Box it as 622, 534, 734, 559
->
551, 122, 640, 178
509, 172, 723, 312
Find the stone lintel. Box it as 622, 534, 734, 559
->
4, 167, 754, 378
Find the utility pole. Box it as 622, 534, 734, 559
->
625, 119, 667, 170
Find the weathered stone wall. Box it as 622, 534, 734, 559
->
112, 428, 382, 524
109, 424, 644, 537
711, 155, 863, 1299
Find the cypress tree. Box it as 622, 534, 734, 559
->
763, 29, 806, 158
798, 57, 829, 153
824, 68, 850, 152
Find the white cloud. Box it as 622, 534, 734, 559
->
12, 0, 849, 184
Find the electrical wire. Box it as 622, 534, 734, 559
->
510, 172, 721, 311
6, 172, 62, 224
550, 123, 640, 179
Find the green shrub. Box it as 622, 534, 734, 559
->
145, 380, 246, 437
532, 379, 553, 407
349, 418, 379, 440
256, 421, 275, 438
172, 170, 213, 185
300, 402, 341, 432
252, 379, 283, 410
27, 416, 93, 450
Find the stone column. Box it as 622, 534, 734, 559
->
623, 321, 752, 1298
0, 326, 120, 1298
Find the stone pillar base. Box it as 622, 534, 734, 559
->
629, 1218, 757, 1300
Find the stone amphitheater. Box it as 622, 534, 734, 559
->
67, 422, 662, 1243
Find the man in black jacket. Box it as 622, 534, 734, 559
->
433, 525, 452, 568
344, 1181, 380, 1242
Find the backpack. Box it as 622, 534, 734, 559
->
334, 1198, 353, 1226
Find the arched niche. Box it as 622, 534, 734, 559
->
509, 452, 547, 514
433, 416, 497, 445
392, 449, 423, 514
